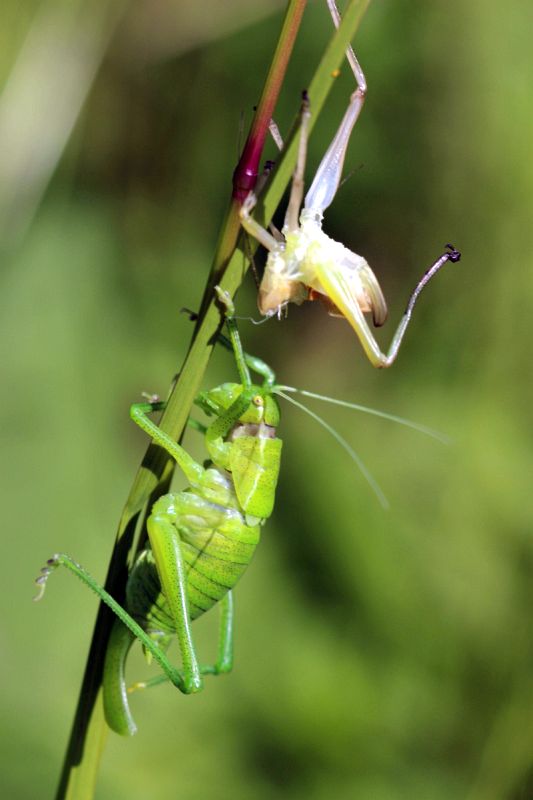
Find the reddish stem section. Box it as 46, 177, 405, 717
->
232, 0, 308, 201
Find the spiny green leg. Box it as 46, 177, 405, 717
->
34, 554, 187, 689
206, 386, 257, 442
128, 591, 234, 693
140, 401, 208, 436
214, 287, 276, 388
215, 286, 252, 388
217, 331, 276, 388
135, 389, 257, 472
146, 511, 202, 693
35, 538, 235, 735
129, 394, 242, 697
131, 393, 258, 483
187, 417, 207, 435
213, 590, 234, 674
130, 403, 206, 485
201, 383, 261, 469
91, 508, 208, 733
35, 555, 193, 736
104, 590, 234, 734
35, 552, 208, 735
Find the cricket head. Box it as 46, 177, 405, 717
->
258, 280, 307, 317
198, 382, 282, 523
195, 383, 281, 427
258, 249, 309, 317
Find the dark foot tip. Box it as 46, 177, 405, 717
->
180, 307, 199, 321
445, 243, 461, 263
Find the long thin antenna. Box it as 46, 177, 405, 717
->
276, 390, 389, 509
277, 386, 449, 444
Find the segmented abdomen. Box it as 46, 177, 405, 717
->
126, 472, 260, 634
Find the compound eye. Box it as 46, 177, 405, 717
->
252, 395, 264, 407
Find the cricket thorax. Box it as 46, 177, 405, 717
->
197, 464, 240, 509
258, 211, 380, 320
229, 421, 277, 440
258, 241, 308, 316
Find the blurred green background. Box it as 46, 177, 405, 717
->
2, 1, 532, 798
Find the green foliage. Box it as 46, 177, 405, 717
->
3, 1, 533, 798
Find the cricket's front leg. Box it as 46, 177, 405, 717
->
130, 401, 205, 485
204, 385, 257, 467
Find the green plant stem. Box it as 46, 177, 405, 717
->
54, 2, 370, 798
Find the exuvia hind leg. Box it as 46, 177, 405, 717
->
327, 0, 366, 93
304, 0, 367, 216
302, 85, 365, 215
313, 244, 461, 367
284, 92, 311, 232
